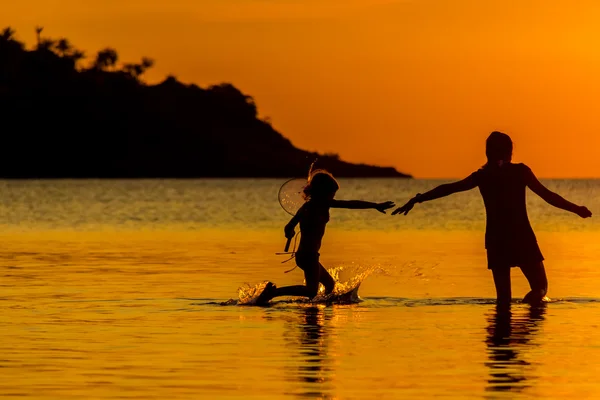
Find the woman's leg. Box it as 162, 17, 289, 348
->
318, 263, 335, 295
491, 268, 512, 310
519, 261, 548, 305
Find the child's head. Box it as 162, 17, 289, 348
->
486, 131, 513, 166
303, 170, 339, 201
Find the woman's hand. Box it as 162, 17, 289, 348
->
375, 201, 395, 214
391, 194, 422, 216
391, 199, 415, 216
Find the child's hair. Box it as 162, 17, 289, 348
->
303, 170, 339, 200
485, 131, 513, 168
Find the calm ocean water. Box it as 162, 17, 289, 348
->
1, 179, 599, 399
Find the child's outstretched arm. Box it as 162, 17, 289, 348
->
392, 174, 478, 216
526, 168, 592, 218
330, 200, 395, 214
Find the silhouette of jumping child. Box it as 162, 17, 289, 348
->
392, 131, 592, 308
256, 170, 395, 304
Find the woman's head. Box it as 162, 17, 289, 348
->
486, 131, 513, 166
303, 170, 339, 200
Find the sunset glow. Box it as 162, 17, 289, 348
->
3, 0, 600, 177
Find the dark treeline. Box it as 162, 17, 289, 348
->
0, 27, 410, 178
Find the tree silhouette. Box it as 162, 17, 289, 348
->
37, 38, 55, 52
55, 38, 71, 57
70, 49, 85, 65
35, 26, 43, 46
141, 57, 154, 70
0, 25, 410, 179
93, 48, 118, 71
1, 27, 15, 42
122, 57, 155, 79
0, 26, 23, 53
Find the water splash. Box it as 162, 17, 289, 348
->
234, 280, 272, 306
231, 263, 386, 306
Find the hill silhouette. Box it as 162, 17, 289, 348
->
0, 27, 410, 179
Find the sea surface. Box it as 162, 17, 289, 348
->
1, 178, 599, 399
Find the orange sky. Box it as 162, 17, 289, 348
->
3, 1, 600, 177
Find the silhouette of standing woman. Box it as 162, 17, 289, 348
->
393, 131, 592, 308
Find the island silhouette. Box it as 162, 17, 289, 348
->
0, 26, 410, 179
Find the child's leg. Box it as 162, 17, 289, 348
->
268, 284, 317, 298
318, 263, 335, 295
273, 265, 320, 298
491, 268, 512, 310
519, 262, 548, 305
256, 263, 320, 304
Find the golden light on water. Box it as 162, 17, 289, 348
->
2, 2, 600, 396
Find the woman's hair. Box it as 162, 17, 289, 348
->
485, 131, 513, 168
303, 170, 339, 200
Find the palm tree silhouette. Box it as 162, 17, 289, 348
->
0, 26, 23, 52
35, 26, 43, 46
1, 27, 15, 42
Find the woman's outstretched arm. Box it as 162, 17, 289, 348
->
392, 174, 478, 215
525, 168, 592, 218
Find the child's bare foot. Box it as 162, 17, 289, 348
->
255, 282, 276, 305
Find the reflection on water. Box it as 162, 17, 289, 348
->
485, 305, 546, 394
284, 306, 333, 399
0, 178, 599, 398
297, 307, 331, 398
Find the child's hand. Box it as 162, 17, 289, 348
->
375, 201, 395, 214
576, 206, 592, 218
391, 199, 415, 216
284, 225, 296, 239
